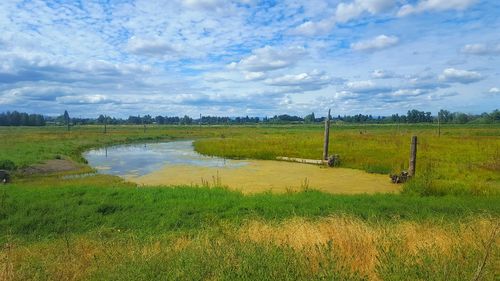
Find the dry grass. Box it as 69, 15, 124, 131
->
237, 216, 499, 280
1, 217, 498, 281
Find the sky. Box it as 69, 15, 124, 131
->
0, 0, 499, 118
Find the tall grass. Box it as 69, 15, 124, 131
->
1, 177, 499, 241
2, 216, 498, 281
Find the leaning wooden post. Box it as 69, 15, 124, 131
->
323, 109, 331, 160
409, 136, 417, 177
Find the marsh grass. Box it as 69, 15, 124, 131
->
1, 179, 498, 241
194, 124, 500, 196
1, 216, 497, 281
0, 124, 499, 279
1, 124, 498, 196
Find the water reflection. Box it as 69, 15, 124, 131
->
84, 140, 247, 177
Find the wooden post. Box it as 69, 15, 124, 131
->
437, 115, 441, 137
409, 136, 417, 177
104, 116, 107, 134
323, 109, 331, 160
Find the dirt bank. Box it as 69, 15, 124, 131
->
21, 159, 85, 175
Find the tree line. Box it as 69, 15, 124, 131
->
1, 109, 498, 126
0, 111, 46, 126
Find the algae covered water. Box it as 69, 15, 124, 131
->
83, 140, 247, 178
84, 140, 398, 194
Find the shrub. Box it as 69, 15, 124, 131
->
0, 159, 16, 170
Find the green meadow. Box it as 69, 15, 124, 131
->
0, 124, 499, 280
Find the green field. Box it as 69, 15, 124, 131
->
0, 124, 499, 280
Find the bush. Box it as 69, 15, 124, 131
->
0, 159, 16, 170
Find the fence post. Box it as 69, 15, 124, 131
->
409, 136, 417, 177
438, 116, 441, 137
323, 109, 331, 160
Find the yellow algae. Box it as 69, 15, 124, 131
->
94, 165, 111, 170
130, 160, 399, 194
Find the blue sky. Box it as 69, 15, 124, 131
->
0, 0, 499, 117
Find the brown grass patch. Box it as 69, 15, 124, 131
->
1, 217, 498, 281
238, 216, 499, 280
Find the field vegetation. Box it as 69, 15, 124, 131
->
195, 123, 499, 196
0, 124, 499, 280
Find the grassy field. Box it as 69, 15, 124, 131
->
194, 123, 500, 196
0, 124, 499, 280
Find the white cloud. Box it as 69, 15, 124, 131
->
489, 87, 500, 94
345, 80, 392, 93
398, 0, 478, 17
292, 19, 335, 36
462, 43, 500, 55
351, 35, 399, 51
336, 0, 395, 23
391, 88, 429, 97
228, 45, 307, 72
57, 94, 112, 105
244, 71, 266, 81
371, 69, 396, 79
438, 68, 483, 84
264, 70, 335, 92
127, 37, 179, 57
0, 0, 498, 117
292, 0, 395, 36
182, 0, 224, 10
404, 72, 449, 90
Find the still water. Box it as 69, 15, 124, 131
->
84, 140, 397, 194
83, 140, 247, 177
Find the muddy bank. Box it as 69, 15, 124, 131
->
21, 159, 85, 175
131, 160, 398, 194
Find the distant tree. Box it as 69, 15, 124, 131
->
142, 114, 153, 124
97, 114, 106, 124
180, 115, 193, 125
454, 112, 470, 124
438, 109, 451, 123
491, 110, 500, 122
304, 112, 315, 123
63, 110, 70, 131
0, 111, 45, 126
155, 115, 165, 125
63, 110, 70, 123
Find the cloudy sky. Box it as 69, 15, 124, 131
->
0, 0, 499, 118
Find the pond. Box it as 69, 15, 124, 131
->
84, 141, 399, 194
84, 140, 247, 178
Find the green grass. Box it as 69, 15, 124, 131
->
0, 125, 216, 168
1, 124, 498, 196
0, 124, 499, 280
1, 176, 498, 241
1, 178, 498, 280
194, 123, 500, 196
